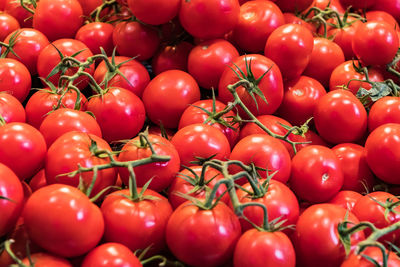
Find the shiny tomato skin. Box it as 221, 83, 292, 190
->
293, 129, 329, 152
0, 12, 19, 41
21, 253, 73, 267
0, 122, 47, 181
293, 203, 364, 267
127, 0, 180, 25
265, 24, 314, 81
341, 247, 400, 267
0, 58, 31, 102
328, 19, 361, 61
188, 39, 239, 89
233, 229, 295, 267
366, 10, 399, 30
151, 41, 193, 76
166, 202, 241, 267
290, 145, 344, 203
32, 0, 84, 41
23, 184, 104, 258
179, 0, 240, 40
0, 92, 25, 123
368, 96, 400, 132
101, 189, 172, 256
365, 123, 400, 184
314, 89, 367, 144
81, 243, 142, 267
4, 0, 31, 28
142, 70, 200, 129
328, 190, 363, 212
233, 0, 284, 53
0, 163, 23, 236
75, 22, 114, 56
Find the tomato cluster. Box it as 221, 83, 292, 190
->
2, 0, 400, 266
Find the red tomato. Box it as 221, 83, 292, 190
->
21, 253, 73, 267
166, 202, 241, 267
127, 0, 180, 25
233, 0, 284, 53
283, 12, 316, 33
339, 0, 376, 10
0, 12, 19, 41
75, 22, 114, 56
45, 131, 117, 197
275, 0, 314, 12
294, 129, 329, 152
39, 108, 102, 147
142, 70, 200, 129
290, 145, 344, 203
341, 246, 400, 267
368, 96, 400, 132
229, 134, 291, 184
265, 24, 314, 81
0, 163, 23, 236
366, 10, 399, 30
0, 58, 31, 102
0, 122, 46, 181
101, 188, 172, 256
171, 123, 231, 166
352, 21, 399, 66
332, 143, 374, 193
365, 123, 400, 184
112, 21, 160, 61
32, 0, 84, 41
218, 54, 284, 118
82, 243, 142, 267
308, 0, 345, 13
4, 0, 32, 28
293, 203, 365, 267
372, 0, 400, 22
327, 19, 361, 60
328, 190, 363, 212
233, 229, 296, 267
118, 134, 180, 192
86, 87, 146, 143
277, 76, 326, 126
179, 0, 240, 40
188, 39, 239, 89
314, 90, 367, 144
77, 0, 102, 17
0, 92, 25, 123
23, 184, 104, 257
151, 41, 193, 75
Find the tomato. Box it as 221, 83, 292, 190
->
328, 190, 363, 212
314, 89, 367, 144
290, 145, 344, 203
188, 39, 238, 90
341, 246, 400, 267
171, 123, 231, 166
4, 0, 32, 28
77, 0, 102, 17
0, 92, 25, 123
283, 12, 316, 33
365, 123, 400, 184
331, 143, 374, 193
218, 54, 284, 118
23, 184, 104, 258
339, 0, 376, 10
229, 134, 291, 184
307, 0, 345, 13
179, 0, 240, 40
232, 1, 284, 53
101, 188, 172, 256
20, 253, 73, 267
118, 134, 180, 192
293, 203, 365, 267
75, 22, 114, 56
0, 12, 19, 41
45, 131, 117, 197
151, 41, 193, 76
352, 191, 400, 244
368, 96, 400, 132
25, 88, 87, 129
0, 163, 23, 236
127, 0, 180, 25
82, 243, 142, 267
142, 70, 200, 129
94, 56, 150, 98
352, 21, 399, 66
39, 108, 102, 147
233, 229, 296, 267
366, 10, 399, 30
294, 129, 329, 152
372, 0, 400, 22
275, 0, 314, 12
37, 39, 94, 90
86, 87, 146, 143
0, 58, 31, 102
3, 28, 50, 75
113, 21, 160, 61
233, 179, 299, 233
327, 19, 361, 61
265, 24, 314, 81
0, 122, 46, 181
166, 202, 241, 267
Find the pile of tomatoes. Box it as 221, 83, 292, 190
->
2, 0, 400, 266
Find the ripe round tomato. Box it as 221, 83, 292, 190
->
0, 58, 31, 102
4, 0, 32, 28
166, 202, 241, 267
328, 190, 363, 212
75, 22, 114, 56
142, 70, 200, 129
365, 123, 400, 184
81, 243, 142, 267
127, 0, 180, 25
366, 10, 399, 30
372, 0, 400, 22
314, 89, 367, 144
0, 92, 25, 123
327, 19, 361, 60
265, 24, 314, 81
101, 188, 172, 256
368, 96, 400, 132
23, 184, 104, 258
151, 41, 193, 76
341, 246, 400, 267
77, 0, 102, 16
233, 229, 295, 267
290, 145, 344, 203
32, 0, 84, 41
21, 253, 73, 267
0, 12, 19, 41
179, 0, 240, 40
